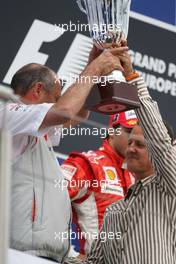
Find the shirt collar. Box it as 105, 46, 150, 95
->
125, 174, 155, 201
140, 174, 155, 186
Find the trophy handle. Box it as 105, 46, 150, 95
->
122, 0, 131, 38
123, 0, 131, 12
76, 0, 87, 13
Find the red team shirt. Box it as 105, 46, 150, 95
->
62, 139, 134, 254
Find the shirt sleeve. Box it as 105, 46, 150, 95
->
129, 76, 176, 197
46, 124, 63, 146
64, 224, 105, 264
1, 102, 53, 137
61, 156, 93, 201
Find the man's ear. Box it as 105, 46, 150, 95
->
32, 82, 44, 99
108, 132, 115, 144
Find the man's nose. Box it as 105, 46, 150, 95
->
127, 143, 136, 153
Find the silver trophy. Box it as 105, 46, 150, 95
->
77, 0, 130, 47
76, 0, 140, 114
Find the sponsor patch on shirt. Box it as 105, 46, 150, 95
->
101, 183, 124, 196
61, 164, 77, 181
103, 166, 120, 184
9, 104, 28, 112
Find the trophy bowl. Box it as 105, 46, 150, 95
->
76, 0, 140, 114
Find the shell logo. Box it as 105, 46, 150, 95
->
106, 169, 116, 181
127, 120, 137, 126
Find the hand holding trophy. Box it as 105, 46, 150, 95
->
76, 0, 140, 114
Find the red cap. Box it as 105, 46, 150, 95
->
109, 110, 138, 128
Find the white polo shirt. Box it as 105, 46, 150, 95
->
0, 102, 63, 161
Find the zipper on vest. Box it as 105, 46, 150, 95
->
32, 189, 36, 222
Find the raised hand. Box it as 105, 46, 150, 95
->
88, 46, 129, 77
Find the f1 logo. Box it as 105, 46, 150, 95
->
3, 19, 64, 84
3, 19, 92, 90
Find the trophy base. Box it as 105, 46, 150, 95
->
85, 82, 140, 114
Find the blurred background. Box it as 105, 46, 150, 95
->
0, 0, 175, 155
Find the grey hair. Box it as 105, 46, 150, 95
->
11, 63, 56, 95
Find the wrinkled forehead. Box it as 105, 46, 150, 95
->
52, 73, 62, 89
129, 126, 145, 142
48, 69, 59, 84
54, 74, 60, 84
129, 133, 145, 143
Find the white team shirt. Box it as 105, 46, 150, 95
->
0, 102, 63, 161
